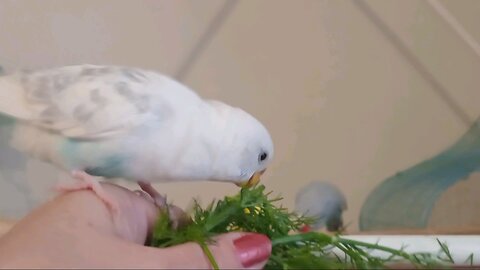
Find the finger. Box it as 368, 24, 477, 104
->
110, 184, 189, 241
71, 183, 161, 244
129, 232, 271, 269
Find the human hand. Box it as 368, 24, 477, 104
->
0, 183, 271, 269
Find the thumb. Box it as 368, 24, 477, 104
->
137, 232, 272, 269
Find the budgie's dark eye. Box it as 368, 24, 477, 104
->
259, 152, 268, 162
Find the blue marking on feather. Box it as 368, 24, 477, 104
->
85, 155, 127, 178
60, 138, 80, 165
60, 138, 128, 179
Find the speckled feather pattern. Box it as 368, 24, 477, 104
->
13, 65, 191, 139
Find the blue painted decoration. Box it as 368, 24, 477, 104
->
360, 118, 480, 230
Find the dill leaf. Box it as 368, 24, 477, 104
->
149, 184, 455, 269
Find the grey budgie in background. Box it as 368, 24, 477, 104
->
0, 64, 274, 212
295, 181, 347, 232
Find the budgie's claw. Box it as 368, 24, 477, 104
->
137, 181, 191, 229
55, 170, 120, 214
137, 181, 167, 208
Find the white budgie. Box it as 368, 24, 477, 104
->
0, 64, 273, 210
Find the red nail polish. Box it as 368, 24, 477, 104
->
300, 224, 311, 233
233, 233, 271, 268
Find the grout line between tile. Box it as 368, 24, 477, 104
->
174, 0, 239, 81
353, 0, 473, 126
426, 0, 480, 61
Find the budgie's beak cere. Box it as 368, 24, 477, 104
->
236, 169, 266, 188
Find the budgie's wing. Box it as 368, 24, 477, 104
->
0, 65, 188, 139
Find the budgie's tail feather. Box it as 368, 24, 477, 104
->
0, 76, 31, 120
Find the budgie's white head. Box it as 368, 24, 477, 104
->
205, 100, 274, 187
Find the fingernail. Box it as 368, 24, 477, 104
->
300, 224, 311, 233
233, 233, 271, 267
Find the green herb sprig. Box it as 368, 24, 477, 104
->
149, 185, 458, 269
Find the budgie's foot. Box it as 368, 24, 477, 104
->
137, 181, 191, 229
55, 170, 119, 214
137, 181, 167, 208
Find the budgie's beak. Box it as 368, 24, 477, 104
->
236, 169, 266, 188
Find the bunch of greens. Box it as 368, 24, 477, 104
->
149, 185, 460, 269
